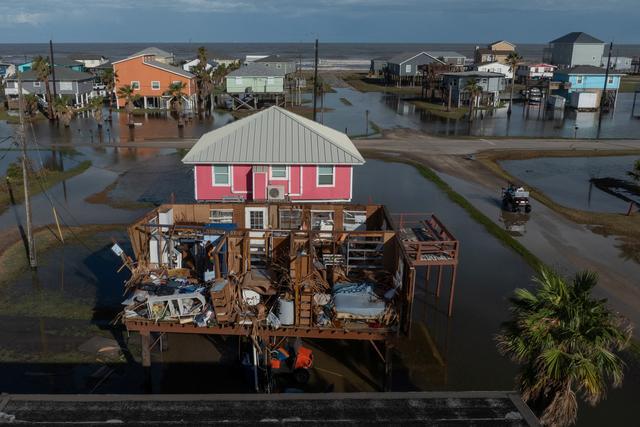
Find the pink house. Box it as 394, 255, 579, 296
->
182, 106, 365, 202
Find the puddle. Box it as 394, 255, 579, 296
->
500, 155, 639, 213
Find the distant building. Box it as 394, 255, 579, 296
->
602, 56, 633, 71
182, 58, 217, 73
112, 47, 196, 110
128, 47, 175, 65
544, 32, 605, 68
475, 61, 513, 80
0, 62, 16, 79
225, 63, 291, 109
182, 106, 365, 202
386, 52, 445, 85
253, 55, 297, 74
18, 57, 85, 73
441, 71, 506, 107
474, 40, 516, 65
212, 56, 241, 68
426, 51, 466, 70
245, 55, 269, 63
553, 65, 623, 110
69, 54, 109, 69
5, 67, 95, 108
516, 63, 557, 81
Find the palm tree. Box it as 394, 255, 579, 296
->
53, 96, 75, 127
464, 80, 482, 122
22, 94, 39, 120
89, 96, 105, 128
496, 267, 632, 427
165, 81, 187, 127
506, 52, 523, 115
101, 68, 117, 121
192, 46, 213, 117
117, 84, 138, 127
32, 56, 54, 120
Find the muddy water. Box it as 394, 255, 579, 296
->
500, 155, 639, 213
0, 154, 637, 425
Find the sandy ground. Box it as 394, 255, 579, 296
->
355, 131, 640, 329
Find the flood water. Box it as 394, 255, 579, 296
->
314, 87, 640, 139
500, 155, 640, 213
0, 152, 637, 425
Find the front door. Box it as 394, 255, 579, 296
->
245, 207, 268, 267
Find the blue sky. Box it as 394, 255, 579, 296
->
1, 0, 638, 43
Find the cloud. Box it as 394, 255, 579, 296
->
0, 12, 47, 26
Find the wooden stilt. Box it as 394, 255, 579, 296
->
436, 265, 443, 298
141, 331, 151, 368
383, 341, 393, 392
448, 266, 458, 317
425, 265, 431, 293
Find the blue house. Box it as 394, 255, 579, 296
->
18, 57, 85, 73
553, 65, 624, 110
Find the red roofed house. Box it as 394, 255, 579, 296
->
181, 106, 365, 203
112, 47, 196, 110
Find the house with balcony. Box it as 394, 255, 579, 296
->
553, 65, 624, 110
385, 52, 446, 85
225, 63, 290, 109
112, 47, 196, 110
182, 106, 365, 202
474, 40, 516, 65
4, 67, 95, 108
516, 63, 557, 82
441, 71, 506, 107
475, 61, 512, 80
544, 32, 605, 68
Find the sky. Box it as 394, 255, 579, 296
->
0, 0, 639, 44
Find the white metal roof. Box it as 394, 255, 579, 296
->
182, 106, 365, 165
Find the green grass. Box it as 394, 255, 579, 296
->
410, 100, 468, 120
0, 160, 92, 213
0, 107, 45, 124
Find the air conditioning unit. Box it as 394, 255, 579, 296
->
267, 185, 286, 200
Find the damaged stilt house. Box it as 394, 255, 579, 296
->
119, 203, 459, 388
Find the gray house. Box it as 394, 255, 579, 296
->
253, 55, 297, 74
5, 67, 96, 108
545, 32, 605, 68
386, 52, 445, 85
427, 51, 466, 69
441, 71, 506, 107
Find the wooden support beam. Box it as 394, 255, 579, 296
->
140, 331, 151, 368
448, 265, 458, 317
436, 265, 443, 298
384, 341, 393, 392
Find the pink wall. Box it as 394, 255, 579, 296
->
194, 164, 353, 201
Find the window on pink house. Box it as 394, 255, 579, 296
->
317, 166, 334, 186
270, 165, 288, 179
213, 165, 230, 186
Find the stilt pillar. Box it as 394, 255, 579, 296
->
436, 265, 443, 298
384, 341, 393, 392
140, 331, 151, 367
448, 265, 458, 317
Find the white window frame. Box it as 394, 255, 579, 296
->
151, 80, 161, 90
131, 80, 140, 89
270, 165, 288, 180
267, 76, 275, 85
608, 76, 614, 84
310, 210, 334, 231
405, 64, 411, 73
576, 76, 583, 84
209, 209, 234, 224
33, 81, 41, 87
212, 165, 231, 186
59, 81, 72, 91
317, 165, 335, 187
235, 76, 243, 85
279, 208, 302, 230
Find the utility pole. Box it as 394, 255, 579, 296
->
312, 39, 319, 122
597, 42, 613, 138
365, 109, 369, 136
49, 40, 57, 100
17, 73, 37, 269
